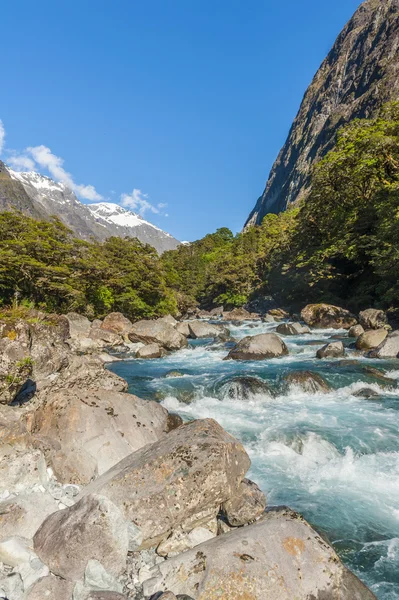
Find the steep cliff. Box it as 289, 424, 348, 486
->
246, 0, 399, 227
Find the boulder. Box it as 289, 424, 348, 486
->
81, 419, 250, 549
158, 315, 178, 326
30, 388, 171, 484
137, 344, 165, 359
143, 509, 376, 600
301, 304, 357, 329
217, 376, 274, 400
89, 327, 124, 348
34, 494, 128, 581
209, 306, 224, 317
0, 536, 36, 567
176, 322, 191, 337
226, 333, 288, 361
262, 314, 275, 323
356, 328, 388, 350
0, 492, 59, 542
370, 331, 399, 358
283, 370, 330, 393
359, 308, 388, 330
196, 310, 213, 319
101, 313, 134, 335
129, 320, 188, 351
25, 574, 74, 600
316, 341, 345, 359
275, 322, 310, 335
268, 308, 290, 320
222, 308, 260, 322
348, 324, 364, 338
65, 313, 92, 339
188, 321, 230, 340
222, 478, 266, 526
362, 365, 397, 386
0, 449, 48, 495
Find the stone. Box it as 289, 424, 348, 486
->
209, 306, 224, 317
156, 525, 215, 558
217, 376, 274, 400
0, 450, 48, 495
348, 324, 365, 338
188, 322, 230, 340
222, 308, 260, 322
268, 308, 290, 319
222, 478, 266, 526
89, 328, 124, 348
137, 344, 164, 359
30, 388, 171, 484
163, 371, 184, 378
143, 509, 376, 600
157, 315, 178, 326
356, 328, 388, 350
0, 573, 23, 600
176, 322, 191, 337
84, 559, 123, 593
283, 370, 330, 393
81, 419, 250, 549
101, 313, 134, 336
14, 557, 49, 591
0, 492, 59, 542
316, 341, 345, 359
0, 536, 36, 567
129, 320, 188, 351
65, 313, 92, 339
226, 333, 288, 361
370, 331, 399, 358
353, 388, 380, 399
156, 593, 177, 600
262, 314, 275, 323
86, 593, 127, 600
361, 365, 397, 386
275, 322, 310, 335
301, 304, 357, 329
359, 308, 388, 330
34, 494, 128, 581
25, 575, 74, 600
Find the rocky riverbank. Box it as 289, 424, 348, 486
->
0, 303, 391, 598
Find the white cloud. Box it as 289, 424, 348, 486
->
7, 153, 36, 171
120, 188, 159, 216
0, 120, 5, 155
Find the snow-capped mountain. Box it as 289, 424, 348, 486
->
1, 165, 179, 253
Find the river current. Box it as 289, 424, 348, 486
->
109, 320, 399, 599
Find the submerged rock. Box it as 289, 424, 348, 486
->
275, 322, 310, 335
301, 303, 357, 329
143, 509, 376, 600
353, 388, 380, 399
80, 419, 250, 549
361, 366, 397, 387
283, 370, 330, 393
359, 308, 388, 331
217, 376, 274, 400
226, 333, 288, 361
316, 341, 345, 359
356, 328, 388, 351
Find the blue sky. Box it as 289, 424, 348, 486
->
0, 0, 361, 241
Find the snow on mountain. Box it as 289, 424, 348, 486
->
6, 167, 180, 253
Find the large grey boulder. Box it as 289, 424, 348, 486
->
348, 324, 365, 338
30, 388, 171, 484
176, 322, 191, 337
137, 344, 165, 359
301, 304, 357, 329
316, 341, 345, 359
188, 321, 230, 340
222, 478, 266, 526
143, 509, 376, 600
222, 308, 260, 322
359, 308, 388, 330
81, 419, 250, 549
65, 313, 92, 339
356, 328, 388, 350
370, 330, 399, 358
0, 492, 59, 542
0, 449, 48, 495
101, 313, 134, 336
129, 320, 188, 351
34, 494, 128, 582
275, 322, 310, 335
226, 333, 288, 361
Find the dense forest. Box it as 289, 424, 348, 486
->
1, 102, 399, 321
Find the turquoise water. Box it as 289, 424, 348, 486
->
110, 320, 399, 599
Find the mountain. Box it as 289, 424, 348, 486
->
0, 163, 180, 253
246, 0, 399, 227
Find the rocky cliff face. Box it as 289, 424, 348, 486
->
0, 163, 180, 253
246, 0, 399, 227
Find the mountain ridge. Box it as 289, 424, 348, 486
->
245, 0, 399, 227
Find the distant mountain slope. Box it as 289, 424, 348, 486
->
1, 163, 180, 253
246, 0, 399, 227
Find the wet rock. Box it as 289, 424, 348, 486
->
143, 509, 376, 600
301, 303, 357, 329
25, 574, 74, 600
30, 388, 170, 484
137, 344, 165, 359
163, 371, 184, 378
101, 313, 134, 336
356, 328, 388, 350
222, 478, 266, 526
348, 324, 365, 338
353, 388, 380, 399
359, 308, 388, 330
129, 320, 188, 351
283, 370, 330, 393
217, 376, 274, 400
362, 366, 397, 387
226, 333, 288, 361
176, 322, 191, 337
370, 330, 399, 358
81, 419, 250, 549
275, 322, 310, 335
316, 341, 345, 359
188, 321, 230, 341
34, 494, 128, 581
